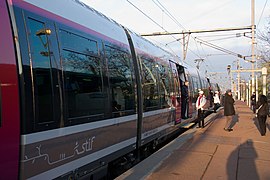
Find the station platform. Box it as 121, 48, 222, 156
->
116, 100, 270, 180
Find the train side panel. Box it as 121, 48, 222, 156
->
126, 30, 180, 146
12, 0, 138, 179
3, 0, 216, 179
0, 0, 20, 179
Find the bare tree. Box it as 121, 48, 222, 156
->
257, 17, 270, 65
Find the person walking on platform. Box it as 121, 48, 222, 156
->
255, 94, 269, 136
251, 92, 256, 113
223, 89, 235, 132
196, 90, 207, 128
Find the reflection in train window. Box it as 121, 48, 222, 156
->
172, 69, 180, 97
59, 29, 104, 122
192, 76, 200, 93
157, 63, 171, 108
60, 29, 98, 55
141, 57, 159, 111
28, 18, 55, 125
105, 45, 135, 117
62, 50, 104, 120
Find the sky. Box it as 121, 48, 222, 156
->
80, 0, 270, 90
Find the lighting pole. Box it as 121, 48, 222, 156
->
251, 0, 255, 93
262, 67, 268, 95
227, 65, 233, 92
237, 59, 241, 100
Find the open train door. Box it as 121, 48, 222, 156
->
176, 64, 189, 121
0, 1, 21, 178
169, 61, 186, 124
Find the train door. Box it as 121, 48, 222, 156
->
169, 61, 185, 123
19, 12, 62, 132
0, 1, 20, 178
186, 74, 196, 117
176, 64, 190, 121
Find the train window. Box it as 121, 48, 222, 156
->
141, 57, 159, 111
105, 45, 135, 117
28, 18, 55, 125
192, 77, 200, 93
62, 50, 104, 120
201, 79, 205, 89
60, 30, 104, 121
187, 75, 196, 103
60, 29, 98, 55
203, 80, 207, 89
172, 69, 180, 96
157, 63, 171, 108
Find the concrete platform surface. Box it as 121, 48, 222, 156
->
116, 101, 270, 180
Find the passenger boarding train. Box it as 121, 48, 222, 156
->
0, 0, 216, 179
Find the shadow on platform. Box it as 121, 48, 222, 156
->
227, 140, 259, 180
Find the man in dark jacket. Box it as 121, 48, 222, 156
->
223, 89, 235, 131
181, 81, 189, 119
256, 95, 269, 136
251, 92, 256, 113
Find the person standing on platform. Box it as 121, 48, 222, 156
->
181, 81, 189, 119
213, 91, 220, 113
223, 89, 235, 132
220, 90, 226, 107
251, 92, 256, 113
207, 87, 214, 109
196, 90, 207, 128
255, 94, 269, 136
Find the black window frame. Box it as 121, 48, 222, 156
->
156, 62, 171, 108
141, 56, 160, 111
14, 9, 62, 133
57, 25, 109, 125
104, 43, 136, 117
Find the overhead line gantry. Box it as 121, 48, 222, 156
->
140, 26, 253, 60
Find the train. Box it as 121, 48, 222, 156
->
0, 0, 218, 179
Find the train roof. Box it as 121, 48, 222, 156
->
14, 0, 129, 45
14, 0, 183, 66
125, 29, 182, 65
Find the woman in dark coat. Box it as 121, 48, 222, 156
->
256, 95, 269, 136
223, 89, 235, 131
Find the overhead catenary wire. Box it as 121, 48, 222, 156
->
126, 0, 167, 33
126, 0, 204, 59
257, 0, 268, 27
126, 0, 256, 70
151, 0, 205, 59
195, 37, 243, 58
198, 43, 216, 71
203, 36, 240, 42
152, 0, 186, 30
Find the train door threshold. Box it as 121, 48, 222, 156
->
181, 122, 195, 129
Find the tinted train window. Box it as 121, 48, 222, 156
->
192, 77, 200, 93
60, 29, 98, 55
172, 69, 180, 96
60, 30, 104, 121
187, 75, 195, 103
28, 18, 55, 125
105, 45, 135, 117
157, 63, 171, 108
141, 57, 159, 111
